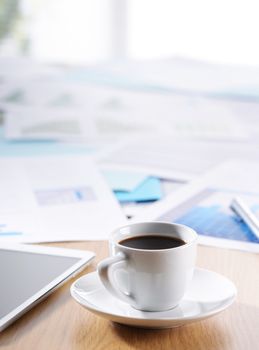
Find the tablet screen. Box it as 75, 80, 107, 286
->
0, 249, 82, 321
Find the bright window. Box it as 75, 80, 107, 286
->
1, 0, 259, 65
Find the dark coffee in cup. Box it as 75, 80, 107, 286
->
119, 235, 186, 250
98, 222, 197, 311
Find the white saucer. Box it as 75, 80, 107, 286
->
70, 268, 236, 329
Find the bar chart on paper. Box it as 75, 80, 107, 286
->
159, 188, 259, 244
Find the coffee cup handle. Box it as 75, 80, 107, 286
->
97, 252, 135, 305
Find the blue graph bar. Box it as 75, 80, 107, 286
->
175, 205, 259, 243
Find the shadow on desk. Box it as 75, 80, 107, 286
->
111, 316, 231, 350
1, 241, 258, 350
71, 303, 259, 350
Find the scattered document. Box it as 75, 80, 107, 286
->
95, 57, 259, 99
98, 135, 259, 180
0, 126, 97, 157
102, 167, 185, 218
89, 89, 248, 141
3, 79, 248, 143
0, 156, 126, 243
133, 161, 259, 253
5, 105, 97, 142
102, 169, 148, 192
115, 177, 162, 203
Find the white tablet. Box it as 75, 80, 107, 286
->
0, 244, 95, 332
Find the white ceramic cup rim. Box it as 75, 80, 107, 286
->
109, 221, 198, 252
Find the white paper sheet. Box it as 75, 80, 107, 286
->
133, 160, 259, 253
0, 156, 127, 243
3, 55, 259, 105
97, 57, 259, 98
98, 134, 259, 180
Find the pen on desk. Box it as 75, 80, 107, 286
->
230, 196, 259, 240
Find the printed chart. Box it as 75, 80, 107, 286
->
159, 188, 259, 244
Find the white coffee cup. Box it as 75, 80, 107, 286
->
98, 222, 197, 312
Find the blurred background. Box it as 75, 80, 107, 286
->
1, 0, 259, 65
1, 0, 259, 221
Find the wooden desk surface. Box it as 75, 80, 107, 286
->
1, 241, 259, 350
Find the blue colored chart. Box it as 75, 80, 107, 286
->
159, 188, 259, 244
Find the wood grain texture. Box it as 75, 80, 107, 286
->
0, 241, 259, 350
